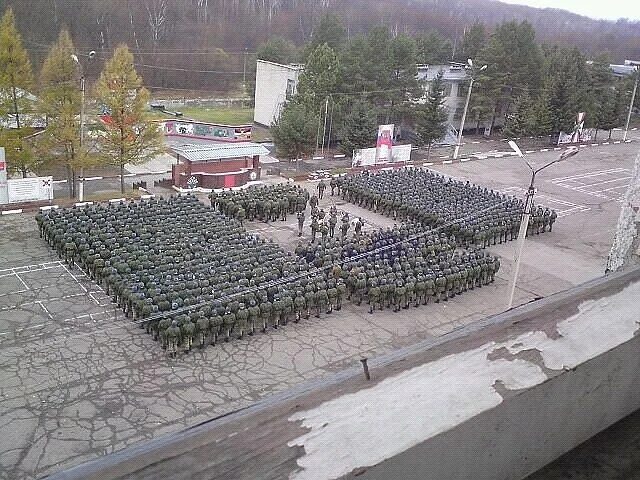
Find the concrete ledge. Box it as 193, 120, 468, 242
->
50, 268, 640, 480
1, 209, 23, 215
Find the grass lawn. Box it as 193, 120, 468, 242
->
172, 106, 254, 125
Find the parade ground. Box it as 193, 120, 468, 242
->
0, 138, 638, 479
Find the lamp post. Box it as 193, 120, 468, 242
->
453, 58, 486, 160
72, 51, 96, 202
506, 142, 580, 310
623, 63, 639, 142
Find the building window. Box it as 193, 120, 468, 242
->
286, 79, 296, 99
453, 105, 465, 121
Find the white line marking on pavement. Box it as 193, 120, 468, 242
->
37, 301, 54, 320
573, 176, 631, 189
0, 261, 63, 276
1, 209, 23, 215
460, 158, 470, 162
13, 273, 29, 291
442, 160, 453, 164
59, 263, 88, 293
550, 168, 628, 183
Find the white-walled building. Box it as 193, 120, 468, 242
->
416, 63, 472, 130
253, 60, 480, 133
253, 60, 303, 127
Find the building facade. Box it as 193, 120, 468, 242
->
253, 60, 303, 127
171, 143, 269, 190
253, 60, 483, 134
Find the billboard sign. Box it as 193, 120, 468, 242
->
375, 124, 394, 163
7, 176, 54, 204
352, 144, 412, 168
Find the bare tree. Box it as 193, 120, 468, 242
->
146, 0, 168, 48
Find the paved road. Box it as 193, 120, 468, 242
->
0, 137, 638, 478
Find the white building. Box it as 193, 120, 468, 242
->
416, 63, 473, 130
253, 60, 482, 133
253, 60, 303, 127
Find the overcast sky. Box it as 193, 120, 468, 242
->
498, 0, 640, 21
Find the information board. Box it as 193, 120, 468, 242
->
7, 176, 54, 203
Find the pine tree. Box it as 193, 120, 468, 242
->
38, 30, 84, 198
296, 43, 340, 115
476, 21, 542, 130
415, 72, 447, 159
415, 30, 453, 64
388, 34, 421, 125
458, 22, 487, 62
528, 89, 553, 137
95, 44, 163, 194
503, 91, 532, 138
257, 37, 297, 65
0, 129, 39, 178
0, 8, 33, 130
338, 99, 377, 155
271, 100, 318, 161
305, 14, 346, 57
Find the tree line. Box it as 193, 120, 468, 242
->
268, 16, 638, 159
0, 8, 162, 197
1, 0, 639, 94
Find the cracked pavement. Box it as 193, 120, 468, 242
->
1, 140, 636, 479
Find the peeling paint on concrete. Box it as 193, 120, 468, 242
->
504, 282, 640, 370
287, 345, 547, 480
288, 281, 640, 480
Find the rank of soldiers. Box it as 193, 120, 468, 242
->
208, 183, 309, 225
335, 169, 558, 246
295, 222, 500, 314
36, 187, 503, 358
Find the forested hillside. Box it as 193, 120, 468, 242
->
2, 0, 639, 93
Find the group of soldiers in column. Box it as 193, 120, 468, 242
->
295, 222, 500, 314
301, 180, 365, 243
209, 183, 309, 225
336, 169, 558, 246
37, 194, 370, 357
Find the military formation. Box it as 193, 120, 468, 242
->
295, 222, 500, 314
37, 195, 324, 357
336, 169, 558, 245
209, 183, 309, 225
36, 168, 532, 356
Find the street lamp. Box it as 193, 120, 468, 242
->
453, 58, 487, 160
505, 142, 580, 310
623, 63, 639, 142
72, 50, 96, 202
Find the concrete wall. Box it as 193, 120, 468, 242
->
253, 60, 302, 126
353, 322, 640, 480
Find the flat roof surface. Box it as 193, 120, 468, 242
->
171, 143, 270, 161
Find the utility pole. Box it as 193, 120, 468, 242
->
79, 75, 86, 202
623, 64, 639, 142
321, 96, 330, 155
243, 47, 248, 93
72, 51, 95, 203
453, 59, 486, 160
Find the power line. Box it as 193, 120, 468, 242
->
24, 40, 258, 55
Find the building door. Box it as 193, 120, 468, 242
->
224, 174, 235, 188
